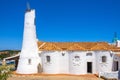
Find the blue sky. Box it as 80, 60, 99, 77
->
0, 0, 120, 50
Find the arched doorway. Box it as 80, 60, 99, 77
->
37, 63, 42, 73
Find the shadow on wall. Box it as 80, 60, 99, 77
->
118, 70, 120, 79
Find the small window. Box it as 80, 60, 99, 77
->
28, 59, 31, 65
74, 56, 80, 62
75, 56, 80, 58
102, 56, 107, 63
86, 53, 92, 56
62, 53, 65, 56
46, 56, 50, 63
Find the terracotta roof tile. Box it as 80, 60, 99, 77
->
67, 44, 85, 50
38, 41, 120, 52
40, 42, 62, 50
91, 43, 108, 50
115, 54, 120, 57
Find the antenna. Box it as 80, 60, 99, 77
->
113, 32, 118, 43
26, 2, 30, 11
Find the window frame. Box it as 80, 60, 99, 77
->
102, 56, 107, 63
75, 56, 80, 58
46, 56, 51, 63
86, 53, 92, 56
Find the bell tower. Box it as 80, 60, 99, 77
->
16, 3, 40, 74
113, 32, 118, 43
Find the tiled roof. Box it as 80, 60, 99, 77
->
38, 41, 120, 52
40, 43, 62, 50
115, 54, 120, 57
67, 44, 85, 50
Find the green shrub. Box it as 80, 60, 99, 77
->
0, 65, 11, 80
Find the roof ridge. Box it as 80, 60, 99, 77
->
67, 43, 85, 50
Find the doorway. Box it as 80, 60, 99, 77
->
113, 61, 118, 71
37, 63, 42, 73
87, 62, 92, 73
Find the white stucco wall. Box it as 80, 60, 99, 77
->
69, 51, 97, 75
69, 51, 86, 74
41, 50, 115, 75
96, 51, 113, 73
41, 51, 69, 74
17, 57, 40, 74
17, 10, 40, 74
59, 51, 69, 73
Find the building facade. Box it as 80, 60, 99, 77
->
16, 7, 120, 76
38, 42, 120, 75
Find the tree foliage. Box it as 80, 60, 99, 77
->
0, 50, 20, 60
0, 65, 11, 80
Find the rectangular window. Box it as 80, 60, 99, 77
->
75, 56, 79, 58
102, 56, 107, 63
86, 53, 92, 56
28, 59, 31, 65
46, 56, 50, 63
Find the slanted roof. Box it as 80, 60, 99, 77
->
38, 41, 120, 52
67, 44, 85, 50
115, 54, 120, 57
40, 43, 62, 50
90, 43, 108, 50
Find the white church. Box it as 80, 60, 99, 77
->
11, 4, 120, 78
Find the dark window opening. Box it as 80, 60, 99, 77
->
102, 56, 107, 63
46, 56, 50, 63
75, 56, 80, 58
87, 62, 92, 73
74, 56, 80, 62
62, 53, 65, 56
113, 61, 119, 71
28, 59, 31, 65
86, 53, 92, 56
